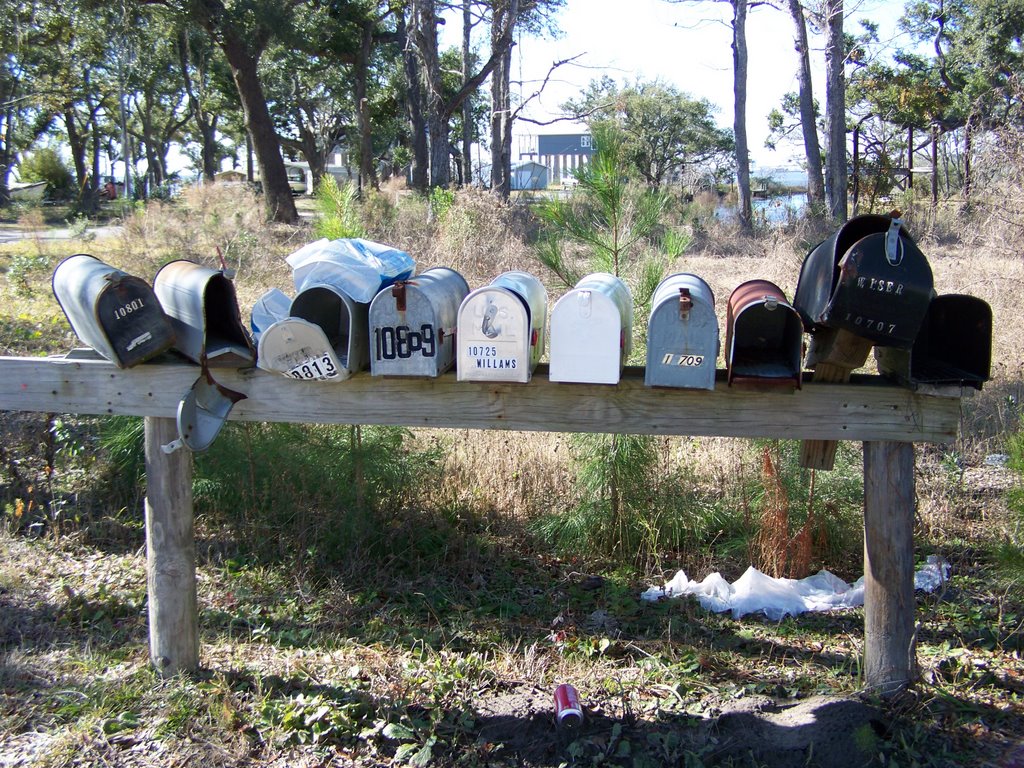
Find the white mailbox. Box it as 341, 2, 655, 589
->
645, 273, 718, 390
369, 267, 469, 378
457, 271, 547, 383
549, 273, 633, 384
257, 284, 368, 381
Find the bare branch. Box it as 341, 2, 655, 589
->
509, 54, 584, 121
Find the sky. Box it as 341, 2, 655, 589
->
479, 0, 912, 172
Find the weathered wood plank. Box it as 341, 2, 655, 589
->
144, 416, 198, 675
863, 440, 917, 694
0, 354, 961, 442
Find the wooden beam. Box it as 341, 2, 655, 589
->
863, 440, 916, 694
0, 355, 961, 443
144, 416, 198, 675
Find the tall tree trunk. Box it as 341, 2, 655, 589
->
824, 0, 848, 223
412, 0, 450, 188
732, 0, 752, 232
461, 0, 473, 186
356, 20, 379, 193
219, 31, 297, 223
788, 0, 825, 213
65, 106, 89, 194
907, 125, 914, 190
399, 10, 428, 191
490, 7, 513, 200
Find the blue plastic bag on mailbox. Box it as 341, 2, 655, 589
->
286, 238, 415, 303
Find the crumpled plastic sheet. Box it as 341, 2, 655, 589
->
640, 555, 951, 621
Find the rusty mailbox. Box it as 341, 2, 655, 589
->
793, 214, 934, 348
52, 253, 175, 368
257, 282, 369, 382
153, 260, 255, 367
368, 267, 469, 378
645, 273, 718, 390
875, 294, 992, 390
457, 271, 548, 383
549, 273, 633, 385
725, 280, 803, 389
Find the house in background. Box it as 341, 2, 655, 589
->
518, 133, 594, 184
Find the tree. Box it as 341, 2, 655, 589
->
663, 0, 765, 231
176, 25, 234, 183
140, 0, 298, 223
488, 0, 565, 199
563, 78, 734, 190
786, 0, 826, 212
821, 0, 848, 221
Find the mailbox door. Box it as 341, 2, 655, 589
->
490, 271, 548, 369
370, 284, 444, 377
549, 289, 623, 384
257, 317, 347, 381
794, 214, 896, 331
457, 287, 532, 382
822, 230, 934, 348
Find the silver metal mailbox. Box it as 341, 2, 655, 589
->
152, 260, 255, 367
52, 254, 176, 368
457, 270, 548, 383
368, 267, 469, 378
645, 273, 718, 390
725, 280, 803, 390
257, 284, 368, 381
549, 272, 633, 385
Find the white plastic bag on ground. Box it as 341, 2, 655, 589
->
642, 557, 952, 620
286, 238, 414, 303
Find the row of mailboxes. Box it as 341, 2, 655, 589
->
52, 234, 993, 397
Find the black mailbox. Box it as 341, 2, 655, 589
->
875, 294, 992, 390
794, 214, 934, 348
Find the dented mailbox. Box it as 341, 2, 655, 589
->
875, 294, 992, 390
645, 273, 718, 390
258, 283, 368, 381
726, 280, 803, 389
153, 260, 255, 367
369, 267, 469, 378
457, 271, 547, 383
794, 214, 933, 348
52, 253, 175, 368
549, 273, 633, 385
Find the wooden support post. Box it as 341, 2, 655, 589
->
863, 440, 916, 694
800, 328, 873, 470
144, 416, 199, 676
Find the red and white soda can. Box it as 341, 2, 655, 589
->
554, 683, 583, 726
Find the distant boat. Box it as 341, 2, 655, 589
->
10, 181, 46, 202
